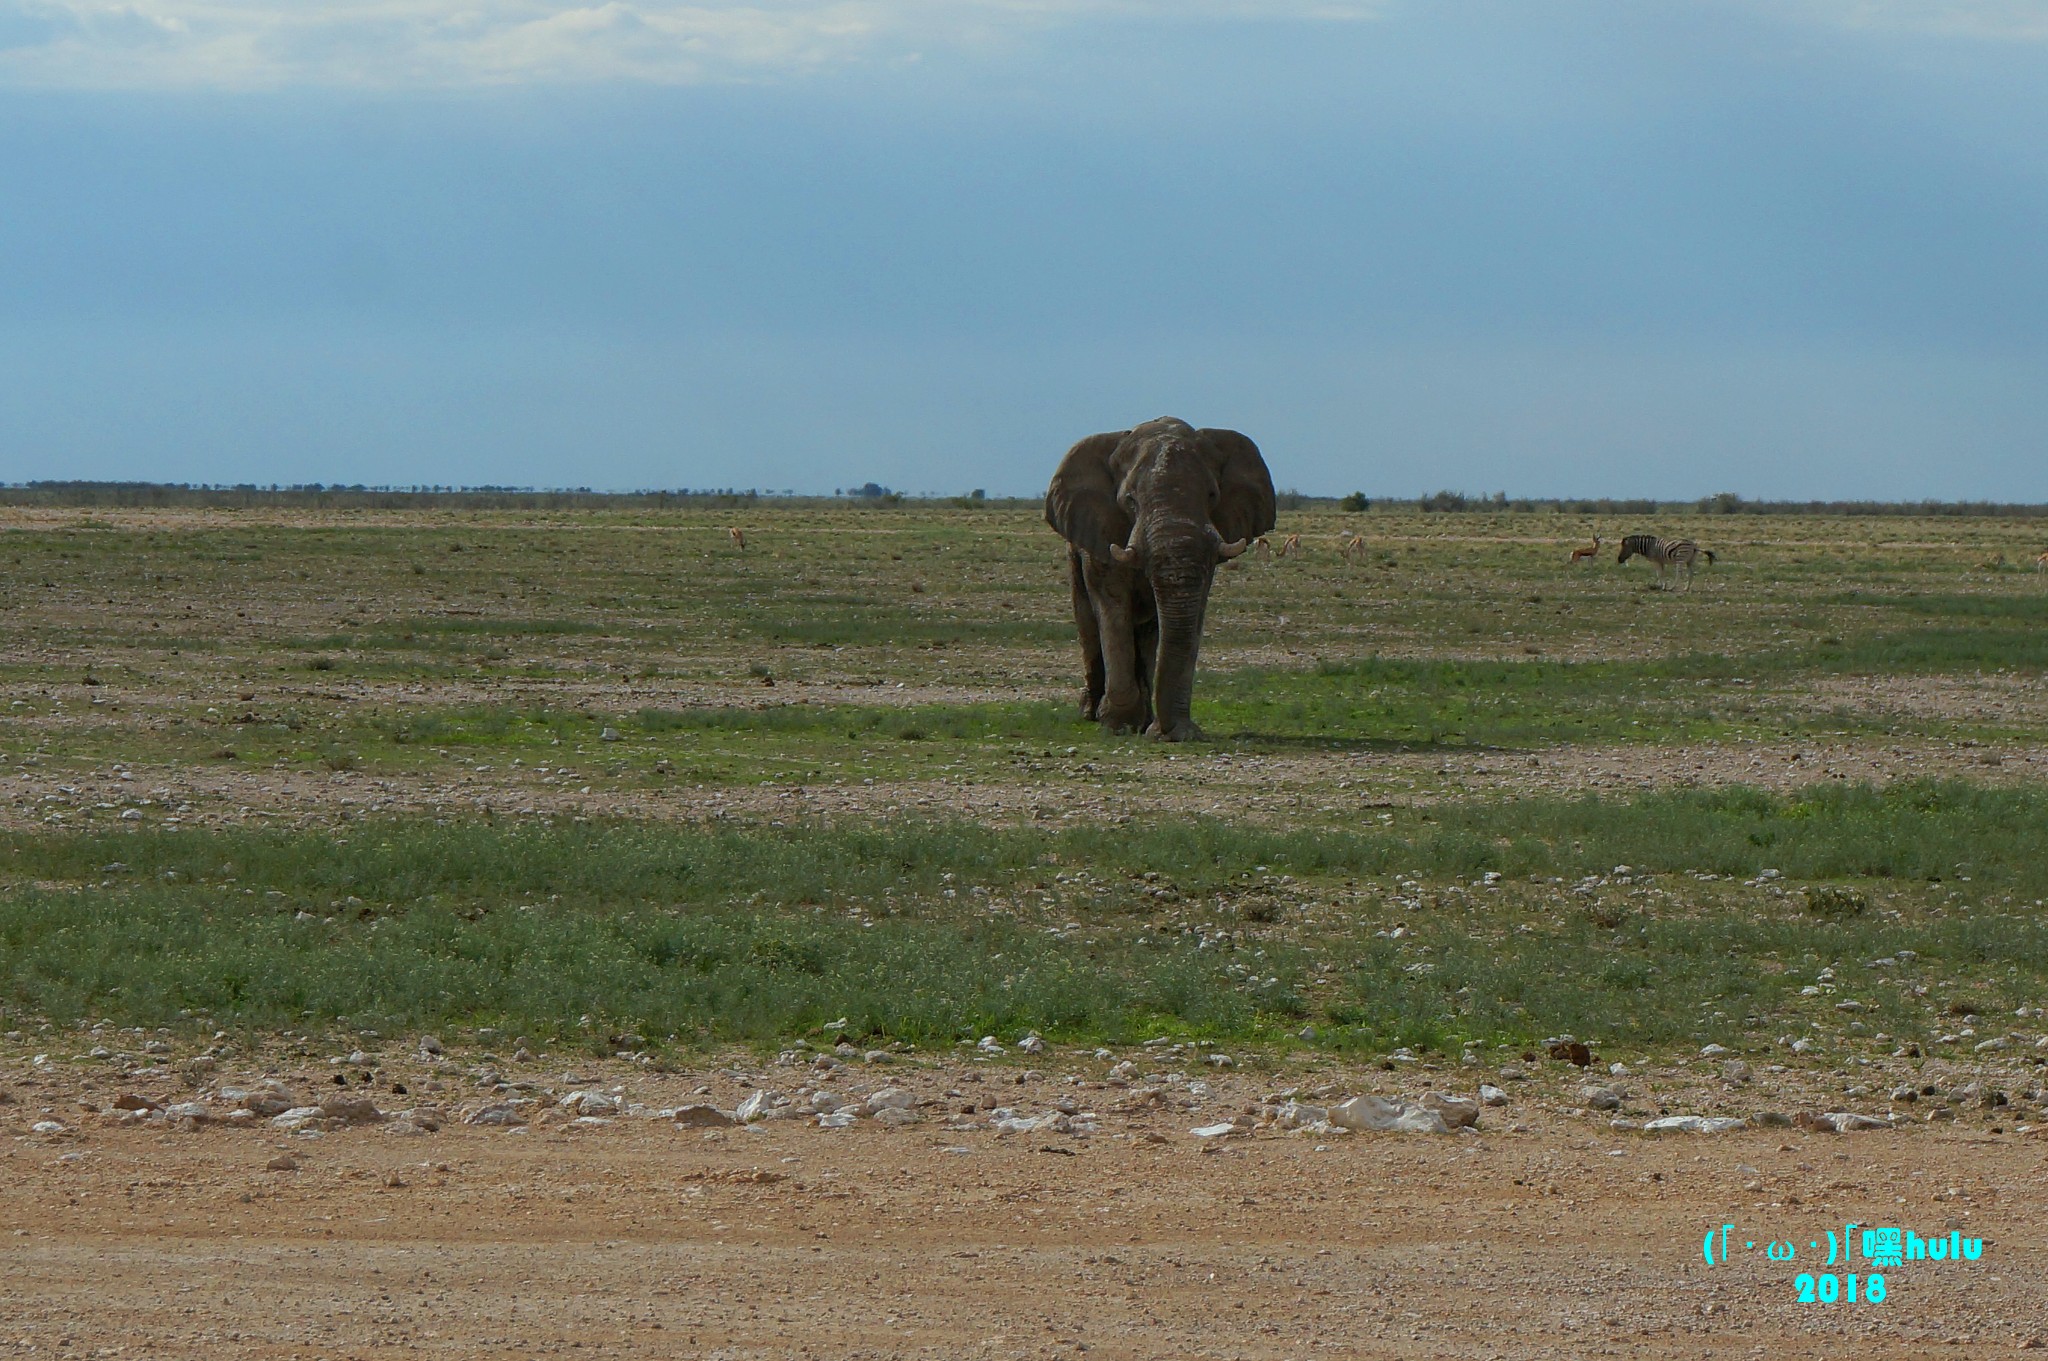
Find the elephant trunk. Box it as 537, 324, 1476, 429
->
1150, 584, 1211, 738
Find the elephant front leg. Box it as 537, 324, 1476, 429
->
1068, 548, 1105, 718
1083, 557, 1148, 733
1132, 590, 1159, 732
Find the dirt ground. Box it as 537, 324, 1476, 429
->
6, 1044, 2044, 1359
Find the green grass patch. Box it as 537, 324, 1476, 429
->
4, 781, 2043, 1047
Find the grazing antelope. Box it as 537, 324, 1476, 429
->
1616, 534, 1715, 591
2036, 550, 2048, 573
1252, 536, 1274, 558
1568, 535, 1602, 564
728, 527, 746, 551
1339, 531, 1368, 561
1273, 532, 1303, 558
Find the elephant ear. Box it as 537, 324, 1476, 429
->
1198, 428, 1276, 545
1044, 430, 1132, 562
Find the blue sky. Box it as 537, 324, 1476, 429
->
2, 1, 2046, 498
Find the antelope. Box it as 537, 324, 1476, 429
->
1569, 535, 1602, 564
2036, 551, 2048, 573
1274, 532, 1303, 557
1339, 532, 1368, 560
728, 527, 746, 551
1252, 536, 1273, 558
1616, 534, 1715, 591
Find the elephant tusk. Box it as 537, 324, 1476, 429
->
1109, 542, 1140, 565
1214, 537, 1249, 561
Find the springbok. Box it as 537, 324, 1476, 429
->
1273, 532, 1303, 557
2036, 550, 2048, 573
728, 527, 746, 551
1339, 532, 1368, 560
1569, 535, 1602, 563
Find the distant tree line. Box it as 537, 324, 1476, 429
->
4, 481, 2044, 518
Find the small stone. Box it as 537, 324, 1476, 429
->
1478, 1084, 1509, 1107
1421, 1093, 1480, 1129
1497, 1064, 1527, 1081
1547, 1041, 1592, 1067
1700, 1043, 1731, 1057
671, 1104, 735, 1129
735, 1090, 788, 1123
111, 1094, 160, 1112
30, 1121, 67, 1136
1721, 1061, 1752, 1084
382, 1170, 407, 1188
1579, 1085, 1623, 1112
872, 1107, 921, 1129
164, 1101, 213, 1123
1190, 1122, 1237, 1138
266, 1154, 299, 1172
464, 1103, 526, 1127
1017, 1033, 1047, 1055
817, 1110, 858, 1129
417, 1034, 444, 1056
600, 727, 622, 742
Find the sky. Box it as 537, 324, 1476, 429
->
2, 1, 2046, 499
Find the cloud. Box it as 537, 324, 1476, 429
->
0, 0, 1385, 89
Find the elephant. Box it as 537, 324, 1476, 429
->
1043, 416, 1276, 741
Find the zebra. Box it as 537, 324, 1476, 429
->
1616, 534, 1715, 591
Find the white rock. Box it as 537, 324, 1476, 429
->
1700, 1044, 1731, 1057
872, 1107, 921, 1129
464, 1102, 527, 1127
1017, 1032, 1047, 1054
1275, 1100, 1330, 1129
1975, 1037, 2010, 1052
417, 1034, 444, 1056
164, 1101, 213, 1123
1478, 1084, 1509, 1107
271, 1106, 326, 1130
560, 1091, 619, 1116
1578, 1085, 1623, 1111
734, 1090, 788, 1123
864, 1088, 917, 1114
1643, 1115, 1748, 1134
1190, 1122, 1237, 1138
30, 1121, 67, 1136
1328, 1095, 1450, 1135
809, 1089, 849, 1114
1721, 1060, 1752, 1084
817, 1110, 858, 1129
1809, 1111, 1894, 1133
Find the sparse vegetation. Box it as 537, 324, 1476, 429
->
1, 501, 2043, 1056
